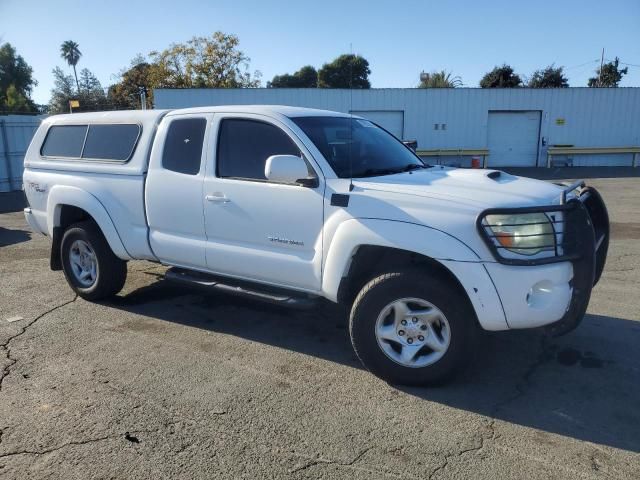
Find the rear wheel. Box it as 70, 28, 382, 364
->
349, 270, 476, 385
61, 221, 127, 300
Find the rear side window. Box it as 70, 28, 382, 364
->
217, 119, 300, 180
82, 124, 140, 160
41, 125, 87, 157
41, 123, 140, 161
162, 118, 207, 175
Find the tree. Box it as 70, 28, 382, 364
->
318, 54, 371, 88
48, 67, 75, 113
48, 66, 106, 114
418, 70, 462, 88
528, 65, 569, 88
108, 58, 157, 109
480, 64, 522, 88
588, 57, 628, 87
268, 65, 317, 88
60, 40, 82, 92
4, 84, 31, 112
78, 68, 107, 106
0, 43, 37, 112
149, 32, 261, 88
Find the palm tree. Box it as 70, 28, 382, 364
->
60, 40, 82, 93
418, 70, 463, 88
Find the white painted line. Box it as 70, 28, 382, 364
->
5, 316, 24, 323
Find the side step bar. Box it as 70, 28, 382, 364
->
164, 267, 319, 309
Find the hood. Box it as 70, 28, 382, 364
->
341, 166, 566, 262
352, 166, 563, 209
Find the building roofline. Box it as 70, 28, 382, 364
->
154, 86, 640, 91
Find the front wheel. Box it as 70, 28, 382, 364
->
61, 221, 127, 300
349, 270, 476, 386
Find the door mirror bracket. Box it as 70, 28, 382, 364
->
296, 177, 319, 188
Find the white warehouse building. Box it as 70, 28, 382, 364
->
154, 87, 640, 168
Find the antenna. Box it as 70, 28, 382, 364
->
349, 43, 354, 192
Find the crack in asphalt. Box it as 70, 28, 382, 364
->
288, 335, 557, 480
0, 425, 175, 460
0, 434, 116, 459
428, 335, 554, 479
0, 296, 78, 393
492, 335, 554, 417
289, 447, 384, 475
427, 430, 488, 479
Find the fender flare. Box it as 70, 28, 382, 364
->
47, 185, 131, 260
322, 218, 508, 331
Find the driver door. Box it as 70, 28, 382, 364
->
203, 114, 325, 292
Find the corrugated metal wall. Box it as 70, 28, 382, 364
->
0, 116, 42, 192
154, 88, 640, 167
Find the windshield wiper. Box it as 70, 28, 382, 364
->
353, 164, 432, 178
353, 168, 404, 178
402, 163, 432, 172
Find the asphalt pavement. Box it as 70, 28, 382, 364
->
0, 176, 638, 479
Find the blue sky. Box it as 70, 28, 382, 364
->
1, 0, 639, 105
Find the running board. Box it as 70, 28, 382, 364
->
164, 268, 319, 309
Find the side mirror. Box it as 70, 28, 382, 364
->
402, 140, 418, 152
265, 155, 318, 187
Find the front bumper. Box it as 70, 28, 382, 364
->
484, 261, 574, 329
545, 186, 609, 336
477, 182, 609, 336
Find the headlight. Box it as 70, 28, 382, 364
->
483, 212, 556, 256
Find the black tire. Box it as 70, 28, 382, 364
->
61, 220, 127, 300
349, 270, 476, 386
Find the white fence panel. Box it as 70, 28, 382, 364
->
0, 116, 42, 192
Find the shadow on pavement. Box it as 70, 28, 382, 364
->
0, 226, 31, 247
0, 191, 26, 214
105, 278, 640, 454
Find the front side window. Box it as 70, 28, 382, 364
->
291, 116, 426, 178
217, 119, 300, 180
162, 118, 207, 175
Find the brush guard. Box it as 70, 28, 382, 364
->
477, 181, 609, 336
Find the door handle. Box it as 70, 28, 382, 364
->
205, 193, 230, 203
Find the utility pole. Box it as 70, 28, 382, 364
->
139, 86, 147, 110
598, 48, 605, 87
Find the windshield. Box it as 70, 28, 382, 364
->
291, 116, 428, 178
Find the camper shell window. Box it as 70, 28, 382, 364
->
41, 123, 141, 161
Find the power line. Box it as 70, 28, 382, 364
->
603, 58, 640, 68
563, 59, 599, 70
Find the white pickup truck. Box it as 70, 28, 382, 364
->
22, 106, 609, 385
